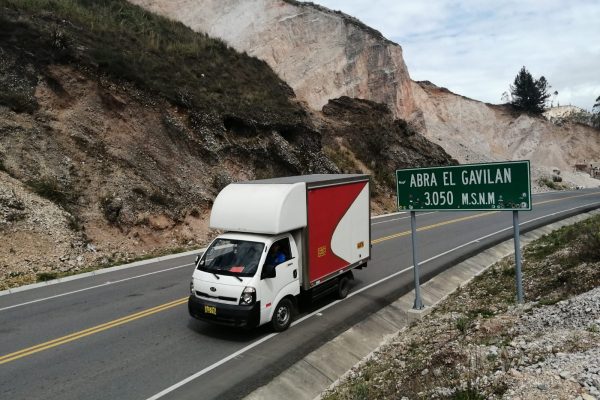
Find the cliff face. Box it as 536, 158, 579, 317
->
411, 81, 600, 189
129, 0, 600, 190
128, 0, 416, 119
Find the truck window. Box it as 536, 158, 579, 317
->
199, 239, 265, 277
265, 238, 291, 266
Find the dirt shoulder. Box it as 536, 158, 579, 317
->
323, 214, 600, 400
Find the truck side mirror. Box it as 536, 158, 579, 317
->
262, 264, 277, 279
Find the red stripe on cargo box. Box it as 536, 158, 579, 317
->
307, 181, 367, 284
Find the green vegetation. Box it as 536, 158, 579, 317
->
323, 146, 359, 174
27, 177, 78, 210
36, 271, 58, 281
0, 0, 301, 122
0, 90, 38, 114
455, 316, 473, 334
510, 66, 550, 114
452, 387, 486, 400
593, 95, 600, 129
538, 177, 566, 191
527, 214, 600, 264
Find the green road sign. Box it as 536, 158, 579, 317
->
396, 161, 531, 211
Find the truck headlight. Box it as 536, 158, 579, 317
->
240, 286, 256, 305
190, 280, 194, 295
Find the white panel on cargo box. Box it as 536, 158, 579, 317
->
210, 183, 307, 234
331, 183, 370, 262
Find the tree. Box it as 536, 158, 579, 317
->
509, 66, 551, 114
592, 95, 600, 129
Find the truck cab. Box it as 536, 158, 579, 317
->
189, 232, 301, 330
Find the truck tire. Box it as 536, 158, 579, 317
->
271, 298, 293, 332
336, 276, 351, 299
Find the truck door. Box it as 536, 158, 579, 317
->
258, 236, 299, 325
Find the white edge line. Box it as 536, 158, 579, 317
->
145, 332, 278, 400
0, 209, 407, 298
144, 201, 600, 400
371, 211, 436, 225
0, 263, 195, 313
371, 211, 406, 220
0, 248, 204, 297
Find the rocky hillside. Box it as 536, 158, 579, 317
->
316, 96, 456, 207
133, 0, 600, 190
128, 0, 417, 119
0, 0, 454, 288
411, 82, 600, 190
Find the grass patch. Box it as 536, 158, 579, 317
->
455, 316, 473, 334
0, 90, 38, 113
323, 145, 360, 173
36, 271, 58, 281
538, 177, 566, 191
0, 0, 301, 123
1, 245, 201, 290
452, 387, 486, 400
27, 177, 78, 210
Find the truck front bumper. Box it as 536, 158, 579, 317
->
188, 295, 261, 328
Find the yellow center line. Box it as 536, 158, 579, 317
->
371, 191, 600, 245
0, 297, 187, 365
534, 191, 599, 206
371, 211, 497, 244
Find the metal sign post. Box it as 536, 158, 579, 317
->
513, 210, 524, 303
410, 211, 424, 309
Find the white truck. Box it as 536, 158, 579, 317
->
188, 174, 371, 331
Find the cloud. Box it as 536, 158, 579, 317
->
302, 0, 600, 110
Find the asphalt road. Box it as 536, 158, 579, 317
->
1, 189, 600, 400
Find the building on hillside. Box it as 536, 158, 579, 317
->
591, 163, 600, 179
573, 163, 600, 179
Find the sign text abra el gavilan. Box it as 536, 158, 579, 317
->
396, 161, 532, 211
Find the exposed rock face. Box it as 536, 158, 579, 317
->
411, 81, 600, 189
129, 0, 600, 190
315, 96, 457, 212
128, 0, 416, 119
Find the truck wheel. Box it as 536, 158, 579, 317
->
271, 298, 293, 332
336, 276, 351, 299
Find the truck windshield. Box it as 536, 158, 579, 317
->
198, 238, 265, 277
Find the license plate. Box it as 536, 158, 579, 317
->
204, 305, 217, 315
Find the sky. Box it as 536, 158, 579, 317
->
304, 0, 600, 111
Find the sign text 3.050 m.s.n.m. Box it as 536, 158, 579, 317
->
396, 161, 531, 211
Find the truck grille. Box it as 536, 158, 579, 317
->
196, 291, 237, 303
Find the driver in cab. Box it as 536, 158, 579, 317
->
266, 243, 286, 267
